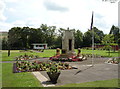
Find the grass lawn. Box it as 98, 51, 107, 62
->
2, 63, 42, 87
2, 49, 118, 61
2, 49, 56, 61
80, 49, 119, 57
59, 79, 118, 87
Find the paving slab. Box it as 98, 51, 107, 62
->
32, 72, 55, 87
40, 63, 118, 86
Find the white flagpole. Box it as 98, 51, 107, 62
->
92, 25, 94, 66
91, 11, 94, 66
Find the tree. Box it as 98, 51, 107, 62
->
83, 30, 100, 47
8, 25, 57, 49
8, 27, 32, 49
109, 25, 120, 43
102, 34, 114, 56
8, 27, 23, 49
46, 26, 56, 47
54, 36, 62, 48
54, 28, 66, 48
93, 27, 104, 43
74, 30, 83, 48
102, 34, 114, 44
2, 37, 8, 50
21, 27, 30, 49
40, 24, 56, 47
28, 28, 43, 48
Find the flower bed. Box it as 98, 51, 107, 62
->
49, 55, 87, 62
82, 54, 105, 58
107, 57, 119, 64
13, 61, 76, 73
15, 54, 39, 61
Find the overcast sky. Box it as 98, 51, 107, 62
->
0, 0, 118, 34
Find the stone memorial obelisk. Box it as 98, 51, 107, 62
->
61, 29, 75, 57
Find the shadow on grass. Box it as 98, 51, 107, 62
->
106, 52, 118, 53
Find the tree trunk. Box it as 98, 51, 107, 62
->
8, 49, 10, 56
8, 44, 11, 56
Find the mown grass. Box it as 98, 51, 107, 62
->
59, 79, 118, 87
2, 49, 56, 61
1, 49, 119, 61
80, 49, 119, 57
2, 63, 42, 87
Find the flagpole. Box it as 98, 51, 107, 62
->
92, 25, 94, 66
91, 11, 94, 66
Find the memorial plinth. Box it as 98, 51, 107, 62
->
49, 30, 87, 61
60, 30, 75, 58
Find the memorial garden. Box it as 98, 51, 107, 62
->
1, 0, 120, 88
1, 49, 119, 87
1, 25, 120, 87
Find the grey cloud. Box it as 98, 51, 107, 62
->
43, 0, 69, 12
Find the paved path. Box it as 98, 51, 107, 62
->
39, 58, 118, 86
40, 63, 118, 86
32, 72, 55, 87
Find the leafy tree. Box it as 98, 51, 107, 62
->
40, 24, 48, 43
109, 25, 120, 43
59, 28, 65, 36
8, 24, 119, 51
2, 37, 8, 50
102, 34, 114, 56
54, 28, 66, 48
40, 24, 56, 47
8, 27, 22, 56
8, 25, 56, 49
46, 26, 56, 47
8, 27, 23, 49
102, 34, 114, 45
54, 36, 62, 48
74, 30, 83, 48
83, 30, 100, 47
93, 27, 104, 42
28, 28, 42, 45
